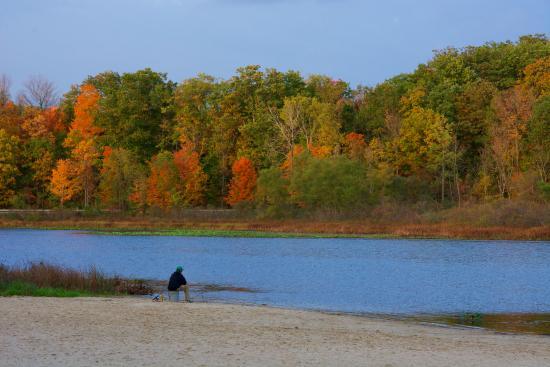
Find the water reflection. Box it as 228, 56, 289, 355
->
420, 313, 550, 335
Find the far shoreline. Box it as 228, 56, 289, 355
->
0, 218, 549, 241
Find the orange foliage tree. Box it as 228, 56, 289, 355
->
143, 137, 207, 211
66, 84, 102, 142
173, 137, 207, 207
50, 159, 80, 207
343, 132, 367, 160
0, 101, 23, 137
22, 106, 66, 138
487, 85, 535, 197
492, 86, 534, 170
146, 151, 179, 210
54, 84, 102, 207
225, 157, 257, 206
308, 144, 332, 158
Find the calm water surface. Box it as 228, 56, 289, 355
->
1, 229, 549, 315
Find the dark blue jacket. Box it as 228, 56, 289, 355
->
168, 271, 187, 291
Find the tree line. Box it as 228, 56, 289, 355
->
0, 35, 548, 216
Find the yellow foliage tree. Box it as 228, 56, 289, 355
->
0, 129, 19, 207
50, 159, 80, 207
522, 56, 550, 98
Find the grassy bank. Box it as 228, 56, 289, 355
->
0, 281, 95, 297
0, 217, 549, 240
0, 262, 152, 297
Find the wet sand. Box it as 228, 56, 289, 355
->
1, 297, 549, 366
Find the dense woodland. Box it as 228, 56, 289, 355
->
0, 35, 549, 218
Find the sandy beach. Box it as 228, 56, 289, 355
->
1, 297, 549, 367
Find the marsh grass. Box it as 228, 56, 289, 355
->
90, 223, 549, 241
0, 262, 152, 297
0, 201, 549, 241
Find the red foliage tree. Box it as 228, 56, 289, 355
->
225, 157, 257, 206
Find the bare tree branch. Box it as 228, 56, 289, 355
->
21, 75, 58, 108
0, 74, 11, 105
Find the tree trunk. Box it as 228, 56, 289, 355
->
441, 162, 445, 203
453, 138, 461, 207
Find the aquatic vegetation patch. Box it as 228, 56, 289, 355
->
90, 228, 394, 239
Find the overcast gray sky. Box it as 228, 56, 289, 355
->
1, 0, 549, 94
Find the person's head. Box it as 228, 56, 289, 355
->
176, 265, 183, 273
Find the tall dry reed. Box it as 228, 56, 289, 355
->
0, 262, 152, 295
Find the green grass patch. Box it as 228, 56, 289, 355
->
88, 228, 395, 239
0, 281, 95, 297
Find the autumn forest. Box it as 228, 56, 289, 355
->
0, 35, 549, 222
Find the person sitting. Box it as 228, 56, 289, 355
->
167, 265, 191, 302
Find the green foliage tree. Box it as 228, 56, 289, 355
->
352, 74, 413, 138
1, 35, 549, 213
174, 74, 218, 157
99, 148, 145, 210
306, 75, 350, 103
255, 166, 290, 217
462, 34, 550, 89
454, 80, 497, 176
526, 96, 550, 183
86, 69, 176, 162
289, 154, 369, 212
234, 66, 306, 168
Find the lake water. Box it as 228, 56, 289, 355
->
1, 229, 550, 316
